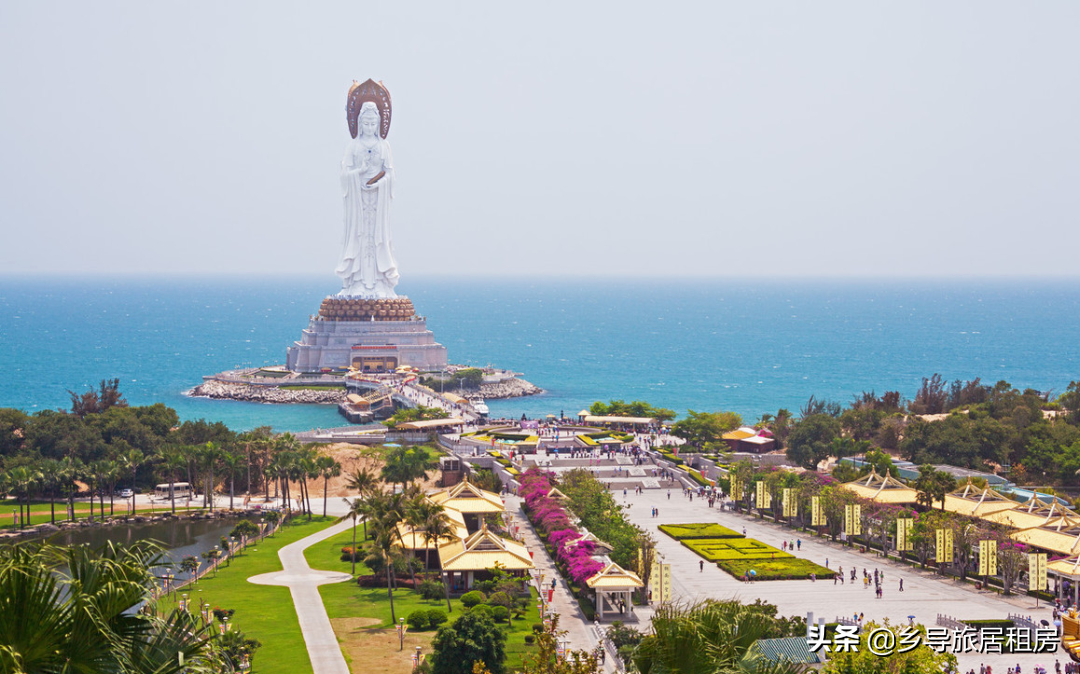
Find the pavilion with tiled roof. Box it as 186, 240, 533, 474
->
585, 561, 643, 621
940, 482, 1020, 518
842, 469, 919, 504
437, 525, 533, 592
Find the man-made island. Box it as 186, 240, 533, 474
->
192, 365, 541, 406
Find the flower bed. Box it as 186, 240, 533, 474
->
681, 538, 790, 561
716, 558, 835, 581
658, 523, 743, 540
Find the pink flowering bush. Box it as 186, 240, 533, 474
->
520, 467, 606, 586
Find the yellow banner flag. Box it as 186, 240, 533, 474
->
845, 504, 861, 536
979, 541, 997, 577
1029, 553, 1048, 591
811, 496, 822, 527
897, 518, 913, 552
935, 529, 944, 563
944, 529, 953, 563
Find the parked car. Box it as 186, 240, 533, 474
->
118, 489, 134, 499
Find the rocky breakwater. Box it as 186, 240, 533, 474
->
190, 380, 346, 404
479, 378, 543, 399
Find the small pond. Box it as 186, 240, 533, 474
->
46, 517, 246, 583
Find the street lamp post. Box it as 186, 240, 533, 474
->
398, 617, 405, 651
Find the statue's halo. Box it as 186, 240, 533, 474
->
347, 79, 392, 139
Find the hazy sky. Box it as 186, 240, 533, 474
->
1, 2, 1078, 278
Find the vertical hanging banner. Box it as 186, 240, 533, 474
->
845, 504, 861, 536
811, 496, 823, 527
782, 488, 793, 518
1029, 553, 1048, 591
729, 475, 738, 502
897, 518, 913, 552
935, 529, 944, 563
755, 482, 764, 509
979, 541, 997, 576
661, 564, 672, 602
944, 529, 954, 563
649, 560, 661, 601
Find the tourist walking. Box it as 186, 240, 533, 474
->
899, 578, 904, 592
700, 560, 704, 572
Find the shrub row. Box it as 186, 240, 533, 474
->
405, 608, 448, 631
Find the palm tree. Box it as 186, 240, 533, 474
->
159, 448, 187, 515
37, 459, 62, 524
633, 600, 804, 674
408, 497, 444, 571
0, 541, 222, 673
7, 466, 35, 529
342, 497, 365, 576
59, 457, 83, 522
368, 494, 402, 625
119, 448, 145, 515
98, 460, 121, 518
221, 449, 244, 511
422, 509, 455, 612
299, 447, 320, 519
317, 456, 342, 517
345, 466, 378, 540
199, 442, 224, 512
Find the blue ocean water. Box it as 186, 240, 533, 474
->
1, 276, 1078, 432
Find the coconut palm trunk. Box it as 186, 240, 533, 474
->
351, 514, 358, 575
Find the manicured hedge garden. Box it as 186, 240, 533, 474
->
682, 538, 790, 561
717, 558, 835, 581
659, 523, 743, 539
661, 522, 833, 581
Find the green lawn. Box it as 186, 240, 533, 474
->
658, 523, 743, 539
309, 527, 540, 672
303, 525, 375, 575
156, 516, 336, 674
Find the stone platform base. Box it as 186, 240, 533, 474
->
318, 297, 415, 321
286, 295, 447, 373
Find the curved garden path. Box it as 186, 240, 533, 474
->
249, 519, 354, 674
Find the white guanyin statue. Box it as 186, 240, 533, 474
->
335, 80, 399, 298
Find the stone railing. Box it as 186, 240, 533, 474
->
1008, 613, 1040, 631
936, 614, 965, 631
595, 625, 626, 672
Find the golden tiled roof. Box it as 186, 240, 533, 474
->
428, 480, 505, 514
841, 469, 919, 504
941, 483, 1018, 518
394, 508, 470, 550
585, 562, 644, 589
437, 527, 533, 571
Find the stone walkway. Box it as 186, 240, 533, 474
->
619, 488, 1063, 671
249, 520, 354, 674
504, 494, 617, 672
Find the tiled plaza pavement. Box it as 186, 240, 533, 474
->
616, 488, 1066, 671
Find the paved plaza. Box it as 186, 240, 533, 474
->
616, 483, 1066, 671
